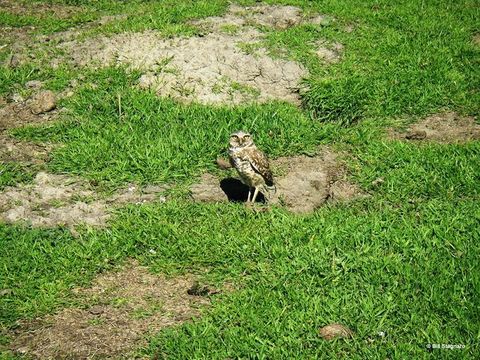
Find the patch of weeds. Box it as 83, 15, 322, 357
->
237, 41, 262, 55
229, 81, 260, 99
219, 24, 240, 35
348, 140, 480, 202
111, 297, 129, 308
0, 63, 74, 97
154, 56, 175, 73
131, 301, 164, 320
78, 0, 229, 38
87, 318, 104, 326
0, 162, 35, 190
47, 199, 67, 208
173, 81, 196, 98
263, 23, 326, 67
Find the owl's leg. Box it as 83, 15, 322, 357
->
246, 188, 252, 203
251, 187, 260, 203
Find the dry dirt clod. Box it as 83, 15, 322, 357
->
316, 41, 343, 63
4, 53, 23, 68
405, 130, 427, 140
187, 281, 211, 297
30, 90, 56, 114
319, 323, 354, 340
0, 135, 53, 164
0, 288, 13, 296
371, 177, 384, 186
190, 173, 229, 203
216, 157, 232, 170
88, 305, 104, 315
25, 80, 43, 89
389, 112, 480, 143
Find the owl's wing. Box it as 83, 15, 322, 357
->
247, 147, 274, 186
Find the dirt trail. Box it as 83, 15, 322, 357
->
10, 260, 214, 359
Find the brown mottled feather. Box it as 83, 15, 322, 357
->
244, 146, 274, 186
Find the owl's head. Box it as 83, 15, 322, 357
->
229, 130, 254, 148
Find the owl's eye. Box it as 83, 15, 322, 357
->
244, 135, 250, 139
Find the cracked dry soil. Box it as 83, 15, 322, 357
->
62, 4, 338, 105
0, 172, 166, 229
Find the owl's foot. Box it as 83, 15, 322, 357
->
244, 202, 270, 213
245, 201, 254, 209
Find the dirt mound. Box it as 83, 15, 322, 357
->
10, 260, 212, 359
389, 112, 480, 143
0, 94, 59, 131
0, 172, 166, 229
191, 150, 363, 213
62, 4, 335, 105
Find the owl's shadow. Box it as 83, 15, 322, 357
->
220, 178, 266, 203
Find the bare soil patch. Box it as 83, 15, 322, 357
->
61, 4, 336, 105
10, 260, 212, 359
0, 135, 53, 164
389, 112, 480, 143
0, 172, 166, 229
316, 40, 343, 63
0, 0, 82, 19
0, 90, 59, 131
0, 91, 61, 166
473, 33, 480, 46
191, 149, 363, 213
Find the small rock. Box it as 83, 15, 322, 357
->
89, 305, 104, 315
405, 130, 427, 140
319, 323, 353, 340
216, 157, 232, 170
6, 54, 22, 68
187, 281, 211, 296
10, 93, 24, 103
0, 288, 13, 296
30, 90, 56, 114
371, 177, 384, 186
25, 80, 43, 89
16, 346, 29, 354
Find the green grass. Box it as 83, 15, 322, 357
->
0, 0, 479, 358
11, 67, 331, 188
1, 198, 478, 358
0, 162, 35, 190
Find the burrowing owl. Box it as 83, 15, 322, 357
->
228, 130, 274, 203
